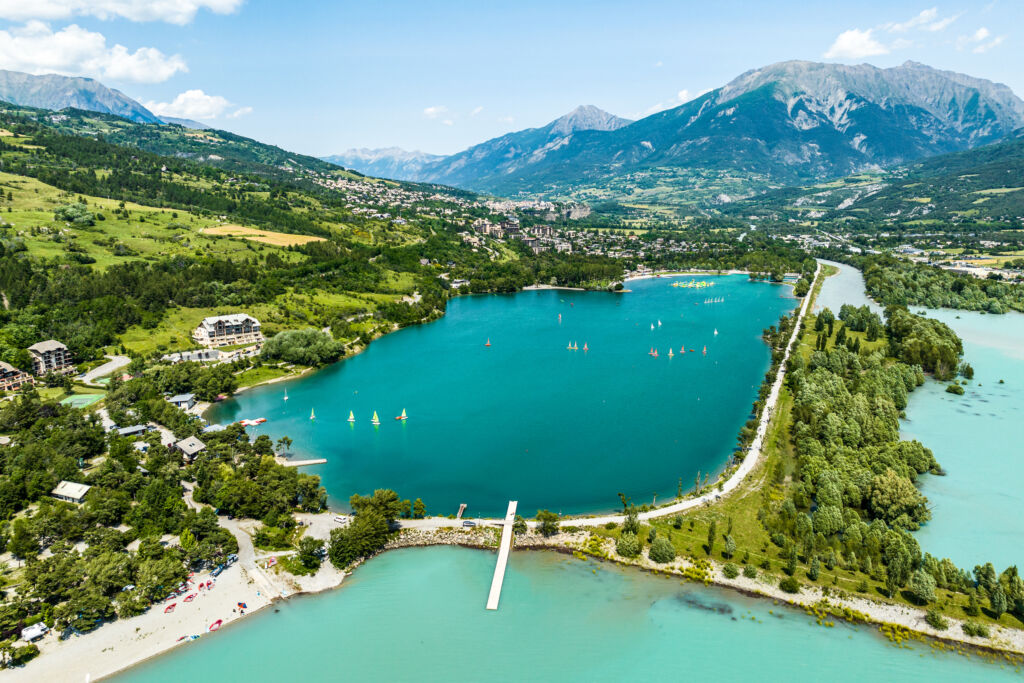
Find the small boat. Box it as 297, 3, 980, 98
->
648, 347, 655, 356
681, 346, 686, 353
371, 411, 380, 425
668, 349, 674, 358
184, 593, 197, 603
650, 323, 655, 330
283, 390, 288, 401
583, 343, 588, 352
714, 328, 718, 336
689, 348, 695, 353
485, 338, 491, 347
164, 603, 176, 614
657, 320, 662, 327
310, 408, 316, 421
558, 313, 561, 322
703, 345, 707, 355
567, 341, 573, 350
208, 619, 223, 632
653, 349, 659, 357
347, 410, 355, 423
395, 409, 408, 421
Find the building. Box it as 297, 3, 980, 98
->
175, 436, 207, 461
116, 424, 151, 437
167, 393, 196, 410
0, 361, 33, 393
27, 340, 75, 376
192, 314, 263, 348
162, 349, 223, 364
52, 480, 91, 504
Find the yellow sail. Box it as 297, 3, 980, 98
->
401, 408, 407, 419
310, 408, 316, 420
347, 410, 355, 422
371, 411, 380, 424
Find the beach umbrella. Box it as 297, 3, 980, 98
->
237, 602, 247, 609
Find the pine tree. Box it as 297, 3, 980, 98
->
706, 519, 717, 555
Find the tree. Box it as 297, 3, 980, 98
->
808, 557, 820, 581
794, 278, 810, 297
328, 509, 389, 568
647, 527, 657, 543
276, 436, 293, 454
784, 545, 798, 576
991, 584, 1008, 618
349, 489, 405, 524
297, 536, 325, 569
622, 506, 640, 535
8, 519, 39, 562
512, 515, 527, 535
536, 510, 560, 537
412, 498, 426, 519
723, 535, 736, 559
648, 537, 676, 563
904, 569, 934, 604
706, 519, 717, 555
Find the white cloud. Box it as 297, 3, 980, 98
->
885, 8, 960, 33
640, 88, 701, 117
924, 14, 960, 32
0, 21, 187, 83
423, 105, 447, 119
497, 115, 514, 124
470, 106, 483, 116
144, 89, 237, 119
957, 26, 1004, 52
227, 106, 252, 118
824, 28, 889, 59
0, 0, 243, 25
441, 119, 453, 126
653, 60, 663, 68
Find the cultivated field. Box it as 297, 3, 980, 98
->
203, 224, 326, 246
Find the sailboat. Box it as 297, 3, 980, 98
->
347, 411, 355, 423
650, 323, 655, 330
714, 328, 718, 336
310, 408, 316, 421
567, 341, 574, 350
657, 320, 662, 327
583, 342, 588, 352
702, 345, 707, 355
485, 338, 491, 347
371, 411, 380, 425
283, 389, 289, 401
558, 313, 562, 323
572, 341, 578, 350
668, 348, 674, 358
395, 408, 408, 421
653, 348, 659, 357
648, 347, 655, 356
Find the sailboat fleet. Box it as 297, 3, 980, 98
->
703, 297, 725, 304
287, 386, 407, 426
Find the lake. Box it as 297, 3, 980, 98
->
119, 546, 1020, 683
208, 275, 796, 517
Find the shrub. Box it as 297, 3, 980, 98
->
962, 622, 989, 638
945, 383, 964, 395
648, 537, 676, 563
722, 563, 739, 579
262, 329, 345, 366
742, 564, 757, 579
925, 609, 948, 631
647, 527, 657, 543
779, 576, 800, 593
604, 521, 617, 530
54, 203, 95, 226
672, 515, 683, 529
616, 532, 641, 558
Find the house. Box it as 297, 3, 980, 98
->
162, 349, 223, 364
175, 436, 207, 461
192, 314, 263, 348
27, 340, 76, 376
52, 480, 91, 504
167, 393, 196, 410
21, 622, 48, 642
116, 424, 151, 437
0, 361, 33, 393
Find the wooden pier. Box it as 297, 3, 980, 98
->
486, 500, 517, 611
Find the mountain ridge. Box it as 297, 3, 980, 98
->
0, 69, 162, 124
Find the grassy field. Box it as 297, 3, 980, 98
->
202, 224, 327, 246
0, 172, 305, 269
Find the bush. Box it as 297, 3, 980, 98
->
604, 521, 617, 530
253, 525, 292, 550
672, 515, 683, 529
925, 609, 948, 631
779, 576, 800, 593
722, 563, 739, 579
945, 383, 964, 395
962, 622, 989, 638
616, 532, 641, 558
54, 203, 95, 226
648, 537, 676, 563
742, 564, 757, 579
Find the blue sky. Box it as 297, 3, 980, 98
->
0, 1, 1020, 156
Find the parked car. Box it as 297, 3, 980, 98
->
462, 520, 477, 527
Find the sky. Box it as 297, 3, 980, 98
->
0, 1, 1021, 156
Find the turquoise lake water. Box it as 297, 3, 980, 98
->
901, 308, 1024, 571
814, 260, 1024, 571
119, 546, 1020, 683
209, 276, 796, 517
814, 259, 883, 315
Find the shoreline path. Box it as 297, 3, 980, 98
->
399, 263, 821, 531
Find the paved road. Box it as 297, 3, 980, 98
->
80, 355, 130, 385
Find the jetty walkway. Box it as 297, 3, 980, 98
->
486, 501, 517, 610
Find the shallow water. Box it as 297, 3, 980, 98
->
901, 309, 1024, 570
209, 276, 795, 516
119, 546, 1020, 683
814, 259, 1024, 571
815, 258, 883, 315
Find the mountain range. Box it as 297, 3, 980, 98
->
325, 61, 1024, 202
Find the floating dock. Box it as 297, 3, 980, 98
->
486, 500, 518, 611
276, 458, 327, 468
